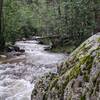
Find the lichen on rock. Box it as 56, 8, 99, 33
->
31, 33, 100, 100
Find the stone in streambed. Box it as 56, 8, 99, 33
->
31, 33, 100, 100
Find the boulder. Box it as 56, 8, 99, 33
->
13, 52, 22, 56
38, 41, 44, 44
31, 33, 100, 100
19, 49, 25, 53
0, 55, 7, 58
22, 38, 26, 41
6, 46, 14, 52
13, 46, 20, 52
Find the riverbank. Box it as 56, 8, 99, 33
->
50, 45, 76, 53
34, 37, 77, 54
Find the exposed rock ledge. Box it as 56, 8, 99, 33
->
31, 33, 100, 100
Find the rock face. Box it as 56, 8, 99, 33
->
31, 33, 100, 100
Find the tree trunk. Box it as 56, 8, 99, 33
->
93, 0, 100, 33
94, 10, 100, 33
0, 0, 5, 51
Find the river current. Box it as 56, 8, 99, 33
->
0, 40, 66, 100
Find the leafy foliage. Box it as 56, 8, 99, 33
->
0, 0, 100, 47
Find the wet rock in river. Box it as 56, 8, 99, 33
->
19, 49, 25, 53
6, 46, 14, 52
0, 55, 7, 58
31, 33, 100, 100
13, 46, 20, 52
5, 44, 25, 53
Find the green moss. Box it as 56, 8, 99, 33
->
58, 63, 81, 97
80, 95, 86, 100
42, 35, 99, 99
46, 61, 81, 99
75, 43, 86, 54
80, 54, 91, 65
83, 73, 89, 82
97, 37, 100, 42
49, 77, 59, 90
80, 54, 94, 69
47, 52, 94, 99
63, 63, 80, 89
68, 63, 81, 80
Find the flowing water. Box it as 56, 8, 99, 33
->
0, 40, 66, 100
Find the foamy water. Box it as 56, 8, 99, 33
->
0, 40, 66, 100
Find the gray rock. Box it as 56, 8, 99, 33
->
31, 33, 100, 100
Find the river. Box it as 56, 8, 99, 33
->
0, 40, 67, 100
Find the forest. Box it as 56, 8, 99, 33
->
0, 0, 100, 52
0, 0, 100, 100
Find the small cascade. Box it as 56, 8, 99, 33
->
0, 40, 66, 100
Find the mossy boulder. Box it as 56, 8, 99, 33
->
31, 33, 100, 100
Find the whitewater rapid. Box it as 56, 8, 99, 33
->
0, 40, 66, 100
